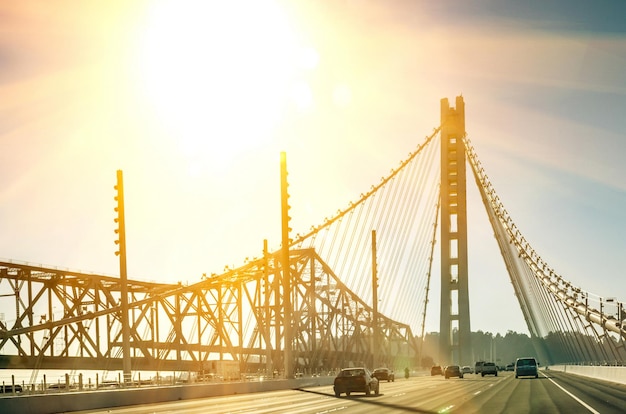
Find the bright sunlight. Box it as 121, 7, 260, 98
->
135, 0, 313, 169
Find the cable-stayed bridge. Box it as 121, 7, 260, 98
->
1, 97, 624, 385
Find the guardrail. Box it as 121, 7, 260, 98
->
0, 376, 335, 414
548, 364, 626, 385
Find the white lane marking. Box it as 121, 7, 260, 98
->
317, 406, 347, 413
541, 372, 600, 414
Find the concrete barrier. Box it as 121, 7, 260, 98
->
0, 376, 335, 414
548, 365, 626, 385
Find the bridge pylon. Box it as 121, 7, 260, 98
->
439, 96, 472, 366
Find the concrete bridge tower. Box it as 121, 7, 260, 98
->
439, 96, 472, 365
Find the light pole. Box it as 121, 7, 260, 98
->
371, 230, 379, 369
114, 170, 131, 385
280, 153, 292, 378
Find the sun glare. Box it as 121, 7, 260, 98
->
135, 0, 309, 169
333, 83, 352, 108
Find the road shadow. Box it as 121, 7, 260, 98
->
296, 388, 438, 413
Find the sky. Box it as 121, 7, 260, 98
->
1, 0, 625, 336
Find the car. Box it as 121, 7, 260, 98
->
515, 357, 538, 378
197, 373, 223, 382
0, 384, 23, 393
474, 361, 484, 375
333, 367, 380, 397
506, 363, 514, 371
444, 365, 463, 379
461, 365, 473, 375
47, 382, 78, 391
481, 362, 498, 376
372, 367, 395, 382
430, 365, 443, 376
98, 380, 121, 389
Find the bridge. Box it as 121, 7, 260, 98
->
1, 97, 625, 389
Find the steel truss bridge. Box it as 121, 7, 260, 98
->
1, 97, 625, 384
0, 247, 415, 376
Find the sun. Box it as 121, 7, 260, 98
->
134, 0, 304, 168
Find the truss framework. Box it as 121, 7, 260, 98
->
0, 250, 418, 376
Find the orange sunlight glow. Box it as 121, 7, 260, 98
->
134, 0, 315, 170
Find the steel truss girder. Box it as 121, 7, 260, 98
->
1, 252, 418, 374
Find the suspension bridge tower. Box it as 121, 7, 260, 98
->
439, 96, 472, 365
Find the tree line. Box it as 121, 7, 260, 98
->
420, 329, 625, 367
421, 330, 538, 368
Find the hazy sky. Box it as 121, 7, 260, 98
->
1, 0, 625, 336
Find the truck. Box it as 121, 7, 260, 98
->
481, 362, 498, 376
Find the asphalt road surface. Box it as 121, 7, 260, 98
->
72, 370, 626, 414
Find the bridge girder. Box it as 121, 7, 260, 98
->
0, 251, 418, 375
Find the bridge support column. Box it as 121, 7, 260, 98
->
280, 152, 293, 378
115, 170, 132, 384
439, 97, 472, 366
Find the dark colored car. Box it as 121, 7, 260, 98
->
0, 384, 23, 393
430, 365, 443, 376
372, 367, 395, 382
333, 367, 380, 397
444, 365, 464, 379
515, 357, 538, 378
474, 361, 484, 375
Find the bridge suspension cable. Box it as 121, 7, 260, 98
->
6, 103, 626, 381
464, 136, 626, 364
291, 128, 442, 335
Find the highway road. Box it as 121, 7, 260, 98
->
72, 370, 626, 414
